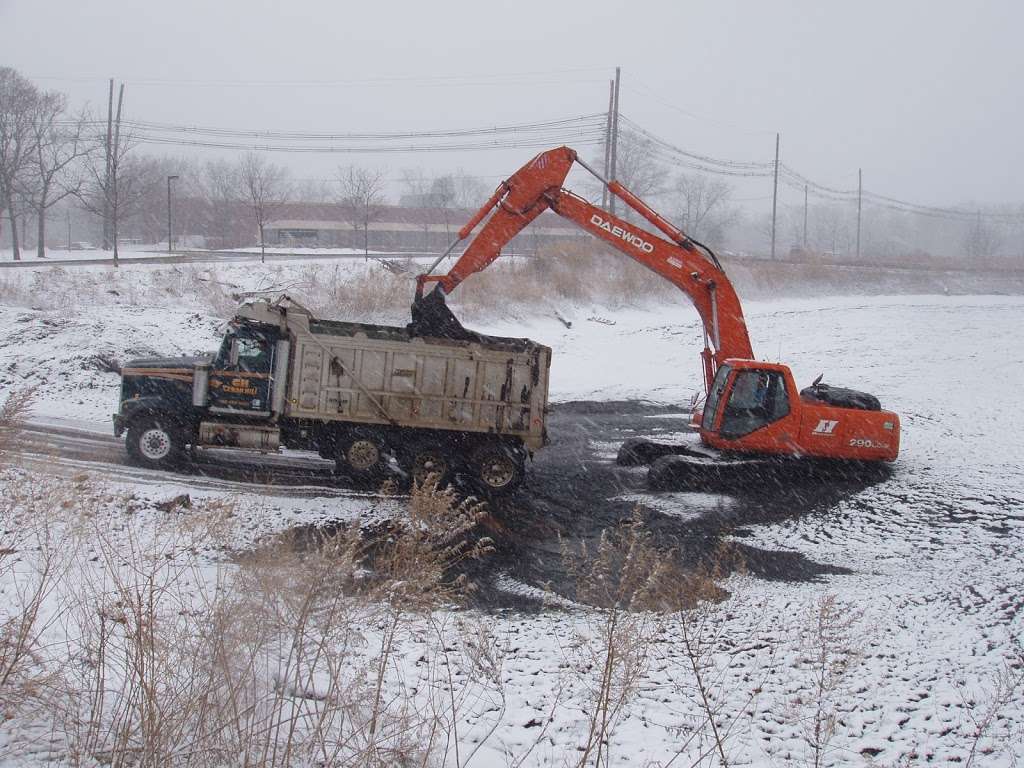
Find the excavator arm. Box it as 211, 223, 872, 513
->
414, 145, 901, 467
415, 146, 753, 391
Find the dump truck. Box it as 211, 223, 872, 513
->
113, 296, 551, 494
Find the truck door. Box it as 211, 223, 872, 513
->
208, 327, 277, 416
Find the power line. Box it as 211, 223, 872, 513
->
31, 66, 610, 89
621, 116, 773, 171
58, 100, 1021, 222
780, 165, 858, 196
132, 130, 607, 154
115, 113, 606, 141
618, 118, 1018, 223
62, 112, 607, 154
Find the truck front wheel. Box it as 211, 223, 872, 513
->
125, 416, 186, 470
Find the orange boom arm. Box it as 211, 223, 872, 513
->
416, 146, 753, 390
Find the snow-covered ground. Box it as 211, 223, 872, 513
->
0, 246, 395, 262
1, 260, 1022, 765
0, 247, 170, 262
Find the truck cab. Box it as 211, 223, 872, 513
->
113, 297, 551, 495
113, 317, 290, 468
204, 322, 283, 417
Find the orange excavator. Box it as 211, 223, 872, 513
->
412, 146, 899, 488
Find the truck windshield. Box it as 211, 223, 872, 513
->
701, 364, 731, 432
216, 329, 273, 373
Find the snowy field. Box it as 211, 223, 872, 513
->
1, 258, 1023, 765
0, 246, 392, 262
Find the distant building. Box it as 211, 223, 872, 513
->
264, 203, 585, 254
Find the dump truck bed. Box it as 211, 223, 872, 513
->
237, 301, 551, 451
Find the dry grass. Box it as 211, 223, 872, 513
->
2, 468, 1020, 765
795, 595, 867, 767
0, 243, 682, 326
0, 470, 503, 766
451, 242, 677, 321
0, 387, 36, 458
559, 509, 737, 767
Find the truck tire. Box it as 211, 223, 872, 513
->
402, 441, 453, 488
467, 443, 524, 496
336, 430, 388, 481
125, 416, 186, 470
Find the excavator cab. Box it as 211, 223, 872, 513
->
699, 360, 899, 462
700, 362, 797, 448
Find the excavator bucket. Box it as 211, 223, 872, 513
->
408, 289, 480, 342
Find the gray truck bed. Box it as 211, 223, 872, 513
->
237, 300, 551, 451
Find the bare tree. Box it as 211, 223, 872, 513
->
452, 171, 489, 210
198, 159, 241, 248
616, 130, 670, 200
0, 67, 39, 260
400, 169, 461, 251
431, 174, 457, 239
78, 89, 157, 266
82, 153, 159, 264
672, 172, 739, 247
25, 93, 90, 258
238, 152, 290, 263
963, 210, 1003, 262
400, 167, 434, 251
294, 177, 333, 204
812, 203, 853, 259
1013, 206, 1024, 260
337, 164, 386, 256
589, 129, 669, 225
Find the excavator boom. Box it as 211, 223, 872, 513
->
416, 146, 753, 390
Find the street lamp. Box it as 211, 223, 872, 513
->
166, 175, 180, 253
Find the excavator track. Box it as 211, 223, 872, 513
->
619, 437, 891, 492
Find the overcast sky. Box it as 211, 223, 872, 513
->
3, 0, 1022, 210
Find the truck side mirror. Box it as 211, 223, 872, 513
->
229, 339, 240, 367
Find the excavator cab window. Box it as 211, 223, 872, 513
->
718, 369, 790, 439
701, 364, 732, 431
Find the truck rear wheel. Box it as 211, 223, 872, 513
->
125, 416, 186, 470
402, 441, 453, 488
467, 443, 524, 496
336, 430, 388, 481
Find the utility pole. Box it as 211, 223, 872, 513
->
167, 175, 179, 252
111, 83, 124, 266
66, 209, 71, 249
856, 168, 862, 261
803, 184, 808, 250
609, 66, 621, 216
602, 79, 614, 208
770, 132, 779, 259
103, 78, 113, 251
